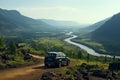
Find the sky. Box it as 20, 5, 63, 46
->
0, 0, 120, 24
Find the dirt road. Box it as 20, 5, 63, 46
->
0, 55, 48, 80
0, 55, 104, 80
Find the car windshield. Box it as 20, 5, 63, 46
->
46, 53, 56, 57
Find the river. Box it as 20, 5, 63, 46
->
64, 33, 120, 58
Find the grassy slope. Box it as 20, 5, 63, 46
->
72, 37, 109, 55
41, 59, 120, 80
30, 37, 88, 58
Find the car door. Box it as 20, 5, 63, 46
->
61, 53, 67, 65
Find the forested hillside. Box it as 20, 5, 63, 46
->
91, 12, 120, 55
0, 8, 57, 40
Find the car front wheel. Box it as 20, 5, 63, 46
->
66, 61, 70, 66
57, 62, 61, 68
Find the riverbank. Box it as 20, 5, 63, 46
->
71, 39, 108, 55
64, 33, 120, 58
64, 35, 103, 57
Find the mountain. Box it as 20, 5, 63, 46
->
77, 18, 110, 36
0, 8, 52, 36
91, 12, 120, 55
92, 13, 120, 42
85, 18, 110, 32
39, 19, 86, 28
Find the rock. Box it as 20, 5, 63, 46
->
109, 62, 120, 71
92, 70, 107, 78
41, 72, 57, 80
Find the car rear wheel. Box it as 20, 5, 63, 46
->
58, 62, 61, 68
45, 64, 49, 68
66, 61, 70, 66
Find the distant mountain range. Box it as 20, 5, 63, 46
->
77, 18, 110, 35
85, 18, 110, 32
39, 19, 86, 28
0, 8, 53, 36
0, 8, 85, 38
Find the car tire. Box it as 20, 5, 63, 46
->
45, 64, 48, 68
66, 61, 70, 66
58, 62, 61, 68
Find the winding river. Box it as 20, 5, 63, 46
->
64, 33, 120, 58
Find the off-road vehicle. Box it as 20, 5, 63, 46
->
44, 52, 70, 67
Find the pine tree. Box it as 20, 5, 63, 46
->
87, 53, 90, 62
9, 40, 17, 54
95, 56, 99, 61
60, 47, 64, 52
0, 36, 6, 48
113, 56, 116, 62
77, 50, 82, 59
104, 56, 107, 63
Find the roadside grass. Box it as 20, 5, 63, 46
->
50, 59, 110, 80
117, 71, 120, 78
56, 58, 109, 75
71, 59, 109, 70
0, 50, 37, 69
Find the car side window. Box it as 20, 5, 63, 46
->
60, 54, 63, 57
56, 53, 66, 57
62, 53, 66, 57
57, 53, 61, 57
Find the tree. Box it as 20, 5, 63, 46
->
104, 56, 107, 63
87, 53, 90, 62
60, 47, 64, 52
0, 36, 6, 48
31, 41, 38, 50
9, 40, 17, 54
95, 56, 99, 62
77, 50, 82, 59
113, 56, 116, 62
69, 49, 74, 58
